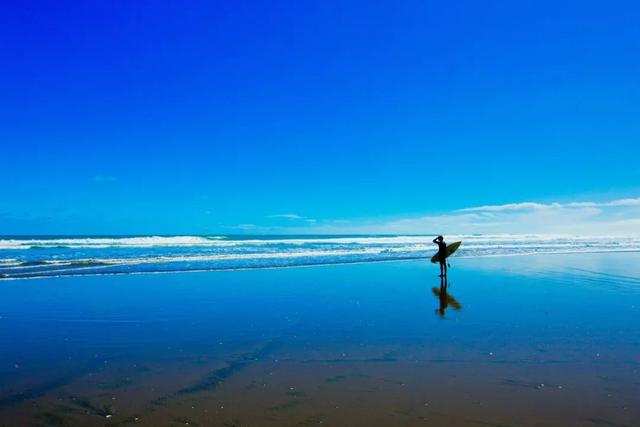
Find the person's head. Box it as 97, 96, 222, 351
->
436, 235, 444, 242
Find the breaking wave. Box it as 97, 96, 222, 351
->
1, 234, 639, 280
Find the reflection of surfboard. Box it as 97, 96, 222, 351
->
431, 287, 462, 310
430, 241, 462, 264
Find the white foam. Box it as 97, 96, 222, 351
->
20, 247, 397, 268
0, 236, 224, 249
2, 234, 640, 250
3, 234, 640, 280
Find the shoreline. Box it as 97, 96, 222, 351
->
2, 248, 640, 282
1, 250, 639, 426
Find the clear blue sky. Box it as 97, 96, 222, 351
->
1, 1, 639, 234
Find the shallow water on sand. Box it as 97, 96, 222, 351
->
0, 253, 638, 426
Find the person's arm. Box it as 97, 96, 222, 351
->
433, 237, 438, 244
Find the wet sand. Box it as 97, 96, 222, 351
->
0, 253, 638, 426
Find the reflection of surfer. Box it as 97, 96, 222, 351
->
433, 235, 448, 277
432, 275, 462, 318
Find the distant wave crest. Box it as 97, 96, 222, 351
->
0, 236, 235, 250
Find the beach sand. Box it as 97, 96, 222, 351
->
0, 253, 638, 426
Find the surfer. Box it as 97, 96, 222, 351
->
433, 235, 448, 277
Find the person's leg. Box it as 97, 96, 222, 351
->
443, 262, 447, 276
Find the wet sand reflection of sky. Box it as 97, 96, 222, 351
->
0, 253, 638, 426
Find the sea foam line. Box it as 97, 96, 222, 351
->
3, 247, 640, 281
1, 247, 419, 275
2, 234, 640, 249
3, 248, 640, 281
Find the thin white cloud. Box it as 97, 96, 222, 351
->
565, 198, 640, 208
223, 198, 640, 235
232, 223, 257, 231
459, 198, 640, 213
458, 202, 551, 212
267, 213, 312, 221
299, 197, 640, 236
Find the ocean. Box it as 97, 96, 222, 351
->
2, 234, 640, 280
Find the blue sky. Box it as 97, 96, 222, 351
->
1, 1, 639, 234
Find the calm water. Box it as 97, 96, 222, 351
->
0, 253, 638, 426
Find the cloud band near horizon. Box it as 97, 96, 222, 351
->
255, 197, 640, 235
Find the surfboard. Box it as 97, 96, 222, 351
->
430, 241, 462, 264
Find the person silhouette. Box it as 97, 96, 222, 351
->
432, 235, 448, 277
431, 275, 462, 318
